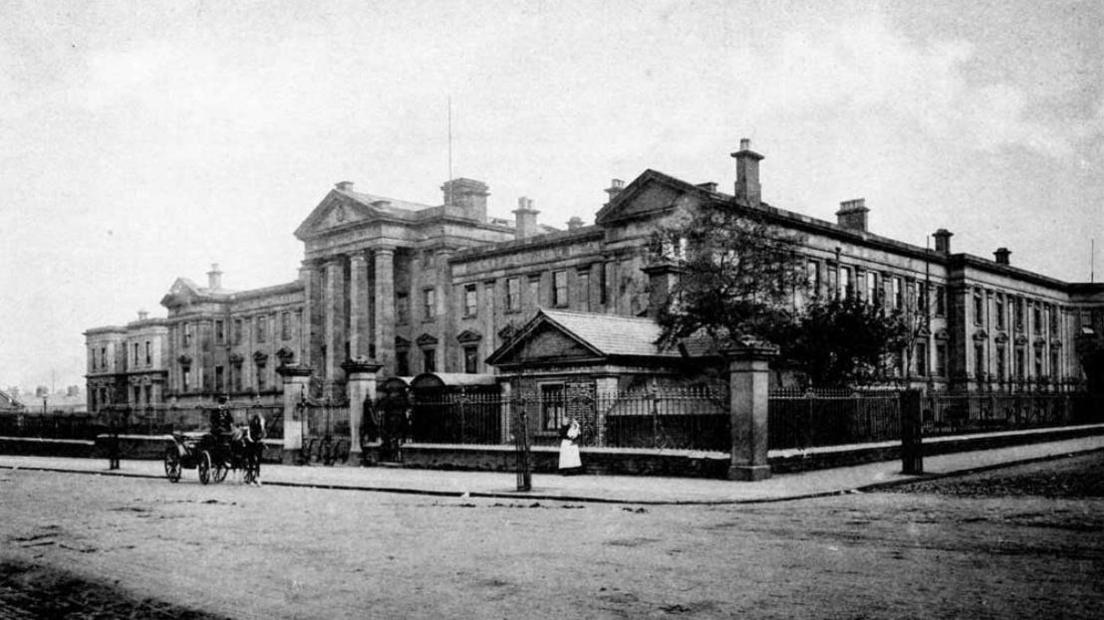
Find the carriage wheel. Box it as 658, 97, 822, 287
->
213, 458, 229, 483
197, 451, 212, 485
163, 448, 182, 483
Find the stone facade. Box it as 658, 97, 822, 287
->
85, 142, 1104, 410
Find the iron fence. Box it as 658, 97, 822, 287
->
0, 404, 284, 441
923, 392, 1104, 435
768, 389, 902, 450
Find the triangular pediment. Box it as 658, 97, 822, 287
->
487, 311, 605, 367
294, 191, 375, 240
160, 278, 202, 308
595, 170, 713, 227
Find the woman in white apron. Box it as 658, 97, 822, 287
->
558, 418, 582, 475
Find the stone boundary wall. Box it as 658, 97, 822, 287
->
3, 425, 1102, 478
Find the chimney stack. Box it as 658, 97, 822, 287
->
933, 229, 953, 254
566, 216, 584, 231
836, 198, 869, 232
137, 309, 149, 321
207, 263, 223, 290
513, 197, 540, 239
731, 138, 764, 207
335, 181, 354, 191
994, 247, 1011, 265
604, 178, 625, 205
441, 178, 490, 222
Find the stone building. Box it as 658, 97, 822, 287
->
85, 141, 1104, 411
84, 310, 170, 412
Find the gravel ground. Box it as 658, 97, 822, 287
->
1, 454, 1102, 619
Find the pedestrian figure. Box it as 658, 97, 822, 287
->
558, 418, 582, 476
245, 412, 266, 485
107, 409, 121, 470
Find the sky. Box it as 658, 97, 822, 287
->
2, 0, 1102, 393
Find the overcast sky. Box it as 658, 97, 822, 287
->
2, 0, 1102, 393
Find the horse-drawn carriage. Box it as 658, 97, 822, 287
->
163, 430, 261, 485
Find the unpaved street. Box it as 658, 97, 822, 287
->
2, 455, 1103, 619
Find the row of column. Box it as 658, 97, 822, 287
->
303, 248, 396, 397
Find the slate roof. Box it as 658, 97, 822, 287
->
538, 309, 678, 358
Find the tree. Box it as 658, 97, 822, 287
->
779, 296, 911, 388
649, 202, 806, 351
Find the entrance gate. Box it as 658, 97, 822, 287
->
296, 397, 351, 466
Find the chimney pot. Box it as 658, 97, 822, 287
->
513, 197, 540, 239
994, 247, 1011, 265
566, 216, 584, 231
933, 229, 954, 254
731, 138, 765, 207
207, 263, 223, 290
835, 198, 870, 232
335, 181, 354, 191
138, 310, 149, 321
605, 178, 625, 203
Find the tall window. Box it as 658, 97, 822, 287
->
935, 286, 946, 317
996, 295, 1005, 330
257, 316, 267, 342
182, 367, 191, 392
807, 260, 821, 296
1015, 347, 1025, 379
133, 343, 139, 367
528, 276, 540, 307
1032, 305, 1042, 334
215, 366, 224, 393
578, 272, 591, 312
233, 318, 243, 345
935, 343, 947, 376
145, 341, 151, 365
599, 263, 608, 305
396, 350, 410, 377
1034, 347, 1043, 377
866, 272, 879, 306
281, 312, 291, 340
1049, 306, 1059, 335
893, 278, 903, 310
463, 346, 479, 374
996, 345, 1006, 382
396, 293, 410, 324
973, 290, 984, 325
1014, 298, 1024, 331
464, 284, 478, 317
422, 349, 436, 373
552, 271, 568, 307
100, 347, 107, 370
917, 281, 928, 314
540, 383, 565, 431
423, 288, 436, 320
183, 322, 192, 347
215, 320, 225, 344
1050, 348, 1060, 379
506, 278, 521, 312
974, 344, 984, 379
839, 267, 852, 299
257, 363, 267, 391
916, 342, 928, 376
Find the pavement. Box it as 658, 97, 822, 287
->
3, 432, 1104, 504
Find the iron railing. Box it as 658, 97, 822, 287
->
768, 389, 902, 450
0, 404, 284, 440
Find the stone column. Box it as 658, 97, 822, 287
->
300, 262, 323, 370
435, 248, 454, 371
323, 257, 346, 399
725, 343, 778, 481
278, 365, 312, 463
497, 378, 512, 444
343, 359, 382, 456
373, 248, 396, 371
348, 252, 370, 360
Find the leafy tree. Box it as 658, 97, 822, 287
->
649, 202, 806, 351
779, 296, 911, 388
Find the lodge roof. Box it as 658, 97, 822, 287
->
538, 309, 678, 358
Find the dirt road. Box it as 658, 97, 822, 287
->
2, 454, 1102, 618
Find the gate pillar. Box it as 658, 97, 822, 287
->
278, 364, 313, 463
343, 358, 383, 457
724, 342, 778, 481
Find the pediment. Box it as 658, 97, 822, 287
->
487, 314, 605, 367
457, 329, 482, 343
160, 278, 202, 308
415, 333, 439, 347
294, 191, 376, 240
595, 170, 710, 226
395, 336, 411, 349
